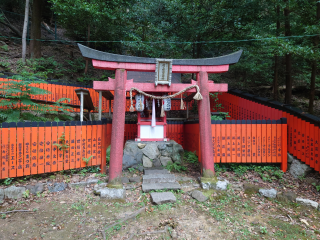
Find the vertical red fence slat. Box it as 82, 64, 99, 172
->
221, 121, 226, 163
310, 123, 315, 169
297, 118, 302, 160
51, 122, 58, 172
16, 122, 24, 177
261, 120, 267, 163
281, 118, 288, 172
69, 122, 76, 169
64, 122, 71, 170
101, 120, 107, 173
92, 121, 98, 166
271, 120, 277, 163
9, 122, 17, 178
86, 121, 92, 166
315, 127, 320, 172
57, 122, 65, 171
44, 122, 52, 173
226, 121, 231, 163
251, 120, 257, 163
256, 120, 262, 163
96, 121, 102, 166
241, 120, 247, 163
276, 120, 282, 163
75, 121, 82, 168
38, 122, 45, 174
306, 122, 310, 166
212, 122, 216, 161
80, 122, 87, 168
267, 120, 272, 163
24, 122, 31, 176
30, 123, 38, 175
1, 123, 9, 178
246, 120, 252, 163
236, 120, 241, 162
231, 120, 237, 161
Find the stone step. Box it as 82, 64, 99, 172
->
150, 192, 176, 205
143, 174, 176, 184
142, 182, 181, 193
144, 169, 170, 175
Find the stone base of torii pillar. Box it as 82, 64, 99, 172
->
77, 43, 243, 189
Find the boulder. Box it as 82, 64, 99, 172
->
276, 191, 297, 202
150, 192, 176, 205
69, 182, 88, 188
4, 186, 26, 199
142, 155, 153, 168
259, 188, 277, 198
47, 182, 67, 193
289, 158, 313, 178
0, 189, 4, 203
191, 190, 208, 202
123, 140, 184, 168
121, 177, 130, 184
216, 180, 229, 191
171, 143, 184, 163
160, 156, 173, 166
25, 183, 44, 195
137, 143, 146, 149
142, 143, 160, 160
87, 178, 99, 185
152, 158, 162, 167
122, 140, 143, 169
296, 198, 319, 209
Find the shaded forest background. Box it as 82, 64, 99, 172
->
0, 0, 319, 115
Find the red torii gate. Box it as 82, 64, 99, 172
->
78, 44, 242, 188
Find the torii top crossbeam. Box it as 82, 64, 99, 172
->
78, 43, 242, 188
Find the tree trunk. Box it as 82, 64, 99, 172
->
30, 0, 42, 58
273, 5, 280, 100
22, 0, 30, 64
284, 1, 292, 104
308, 2, 320, 113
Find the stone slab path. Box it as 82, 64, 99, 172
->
142, 169, 181, 193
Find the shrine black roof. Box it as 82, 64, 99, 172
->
78, 44, 242, 66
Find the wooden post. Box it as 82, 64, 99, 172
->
109, 100, 112, 117
108, 69, 127, 187
98, 91, 102, 120
198, 71, 216, 182
80, 92, 84, 122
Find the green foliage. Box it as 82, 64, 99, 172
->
82, 155, 93, 166
23, 189, 30, 198
54, 132, 69, 151
184, 151, 198, 165
0, 71, 72, 122
0, 44, 8, 51
260, 226, 268, 234
165, 161, 187, 172
312, 183, 320, 192
210, 93, 229, 120
3, 177, 13, 185
106, 145, 111, 164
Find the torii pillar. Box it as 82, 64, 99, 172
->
77, 44, 242, 188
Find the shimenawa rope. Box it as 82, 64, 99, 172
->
129, 85, 203, 112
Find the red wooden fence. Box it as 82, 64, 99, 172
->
0, 120, 111, 179
218, 91, 319, 174
184, 119, 287, 171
